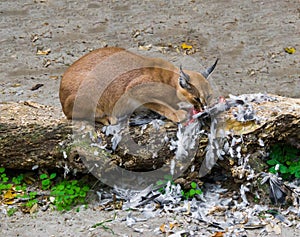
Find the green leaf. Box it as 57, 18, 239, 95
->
269, 167, 277, 174
70, 195, 77, 200
190, 182, 197, 189
26, 199, 38, 208
288, 165, 297, 174
66, 189, 75, 195
12, 175, 23, 185
30, 191, 37, 198
58, 191, 65, 196
42, 179, 50, 185
7, 207, 17, 217
57, 184, 65, 191
189, 189, 196, 197
20, 194, 30, 199
64, 195, 70, 200
1, 173, 6, 178
267, 159, 278, 165
279, 165, 288, 174
0, 167, 5, 173
50, 173, 57, 180
15, 185, 22, 191
42, 179, 51, 189
79, 191, 87, 197
82, 186, 90, 192
40, 174, 48, 180
56, 196, 63, 202
74, 187, 80, 192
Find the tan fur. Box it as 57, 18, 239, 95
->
59, 47, 212, 125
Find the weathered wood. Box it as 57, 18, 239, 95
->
0, 95, 299, 183
0, 101, 85, 173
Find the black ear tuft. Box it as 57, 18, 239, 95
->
180, 65, 190, 82
201, 58, 219, 79
179, 66, 191, 89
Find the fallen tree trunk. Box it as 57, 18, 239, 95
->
0, 95, 299, 187
0, 101, 86, 173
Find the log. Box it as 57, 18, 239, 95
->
0, 101, 86, 173
0, 94, 299, 188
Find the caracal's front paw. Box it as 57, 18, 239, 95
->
95, 116, 118, 125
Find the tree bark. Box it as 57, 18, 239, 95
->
0, 95, 299, 183
0, 101, 85, 173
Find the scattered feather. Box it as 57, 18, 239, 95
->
103, 123, 123, 150
258, 138, 264, 147
240, 184, 250, 206
261, 173, 287, 204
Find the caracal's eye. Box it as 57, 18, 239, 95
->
194, 97, 201, 103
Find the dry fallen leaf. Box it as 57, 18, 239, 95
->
169, 222, 179, 230
49, 75, 59, 80
183, 201, 191, 215
181, 42, 193, 50
225, 119, 259, 135
36, 48, 51, 55
23, 101, 40, 108
23, 172, 37, 184
132, 30, 140, 38
31, 34, 39, 42
284, 47, 296, 54
211, 232, 224, 237
21, 205, 31, 213
3, 189, 17, 205
11, 83, 21, 88
43, 59, 51, 67
159, 223, 166, 233
138, 44, 152, 51
30, 203, 39, 215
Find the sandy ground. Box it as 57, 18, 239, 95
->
1, 206, 299, 237
0, 0, 299, 106
0, 0, 300, 236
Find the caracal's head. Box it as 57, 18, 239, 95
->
176, 59, 218, 112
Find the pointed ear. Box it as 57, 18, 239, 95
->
179, 65, 191, 89
201, 58, 219, 79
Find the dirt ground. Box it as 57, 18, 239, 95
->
0, 0, 299, 236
